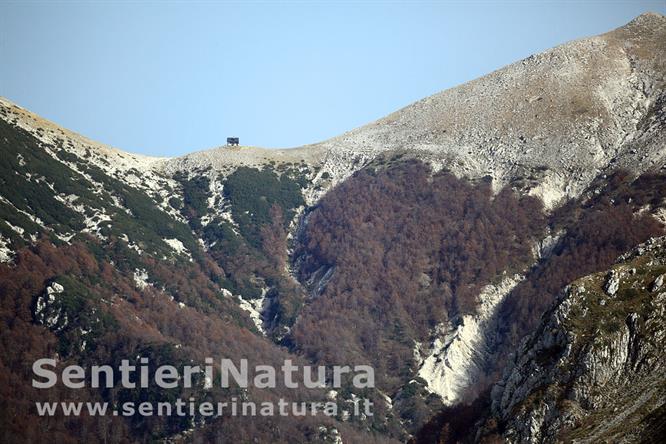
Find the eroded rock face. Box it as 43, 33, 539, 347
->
651, 273, 665, 292
485, 237, 666, 443
604, 270, 621, 295
415, 274, 525, 405
34, 281, 67, 331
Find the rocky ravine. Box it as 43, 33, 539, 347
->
415, 273, 526, 406
484, 237, 666, 443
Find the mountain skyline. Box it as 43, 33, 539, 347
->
2, 2, 665, 156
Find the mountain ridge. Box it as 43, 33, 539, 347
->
3, 13, 665, 210
160, 12, 666, 208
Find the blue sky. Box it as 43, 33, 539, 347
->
2, 1, 665, 156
